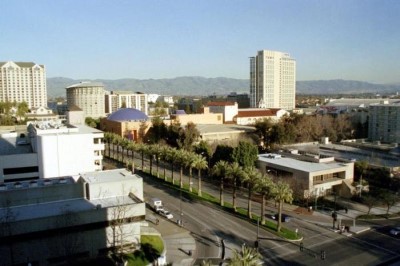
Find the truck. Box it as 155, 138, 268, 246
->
150, 198, 163, 212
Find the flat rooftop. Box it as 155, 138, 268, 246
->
258, 154, 351, 173
81, 168, 141, 184
196, 124, 255, 135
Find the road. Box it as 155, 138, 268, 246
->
104, 149, 400, 265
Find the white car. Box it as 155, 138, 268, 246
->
158, 209, 173, 219
389, 227, 400, 236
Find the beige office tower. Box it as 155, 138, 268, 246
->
66, 82, 105, 118
0, 61, 47, 109
250, 50, 296, 110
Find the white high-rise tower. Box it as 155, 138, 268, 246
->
250, 50, 296, 110
0, 61, 47, 109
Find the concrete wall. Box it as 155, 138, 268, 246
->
37, 134, 97, 178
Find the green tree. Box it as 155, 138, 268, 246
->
228, 245, 262, 266
257, 174, 274, 225
211, 145, 234, 167
232, 141, 258, 169
211, 160, 230, 206
185, 151, 197, 192
226, 162, 245, 212
178, 122, 200, 151
16, 101, 29, 122
273, 181, 293, 232
147, 116, 168, 144
193, 154, 208, 197
254, 118, 274, 151
242, 167, 261, 218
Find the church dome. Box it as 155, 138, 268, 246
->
107, 108, 148, 122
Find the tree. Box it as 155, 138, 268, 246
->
138, 121, 149, 143
355, 161, 369, 198
232, 141, 258, 169
160, 145, 170, 181
178, 122, 200, 151
228, 245, 262, 266
147, 116, 168, 144
167, 148, 178, 185
380, 191, 399, 215
226, 162, 245, 212
193, 154, 208, 197
211, 144, 234, 167
212, 160, 230, 206
257, 174, 274, 225
16, 101, 29, 122
242, 167, 261, 218
254, 118, 274, 151
362, 194, 379, 215
166, 120, 181, 148
176, 149, 188, 188
273, 181, 293, 232
186, 151, 197, 192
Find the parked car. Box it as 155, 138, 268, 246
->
270, 213, 291, 222
158, 209, 173, 219
389, 227, 400, 236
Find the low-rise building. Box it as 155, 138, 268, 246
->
206, 101, 238, 123
257, 153, 354, 199
0, 168, 145, 265
234, 108, 289, 125
170, 107, 223, 126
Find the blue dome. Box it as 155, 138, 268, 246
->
107, 108, 148, 122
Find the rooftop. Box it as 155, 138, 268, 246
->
107, 108, 149, 122
196, 124, 255, 135
258, 153, 352, 173
80, 168, 141, 184
66, 81, 104, 89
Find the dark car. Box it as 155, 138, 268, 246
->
270, 213, 291, 222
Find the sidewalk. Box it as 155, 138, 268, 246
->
144, 214, 196, 266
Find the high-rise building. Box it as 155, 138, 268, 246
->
250, 50, 296, 110
368, 101, 400, 143
105, 91, 148, 115
0, 61, 47, 109
66, 82, 105, 118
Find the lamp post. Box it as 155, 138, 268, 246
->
179, 188, 183, 227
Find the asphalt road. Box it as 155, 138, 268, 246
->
105, 149, 400, 265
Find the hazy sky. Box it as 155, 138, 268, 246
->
1, 0, 399, 83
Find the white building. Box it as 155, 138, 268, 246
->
0, 61, 47, 109
206, 101, 238, 123
257, 153, 354, 199
0, 118, 104, 182
250, 50, 296, 110
0, 168, 145, 265
66, 82, 105, 118
234, 108, 289, 125
105, 91, 148, 115
368, 101, 400, 144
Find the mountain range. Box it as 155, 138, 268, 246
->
47, 77, 400, 98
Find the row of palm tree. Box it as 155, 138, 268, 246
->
104, 132, 208, 197
211, 162, 293, 232
104, 132, 293, 233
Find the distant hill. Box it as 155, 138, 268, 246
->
46, 77, 249, 98
47, 77, 400, 98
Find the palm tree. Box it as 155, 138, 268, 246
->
211, 160, 229, 206
152, 144, 163, 178
228, 245, 262, 266
167, 148, 178, 185
176, 149, 188, 188
186, 152, 197, 192
120, 138, 130, 164
111, 134, 122, 160
136, 143, 147, 171
226, 162, 245, 212
145, 144, 155, 175
257, 174, 274, 225
193, 154, 208, 197
273, 180, 293, 232
103, 132, 114, 157
160, 145, 170, 181
243, 167, 261, 219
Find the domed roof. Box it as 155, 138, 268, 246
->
107, 108, 149, 122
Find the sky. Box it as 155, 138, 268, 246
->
1, 0, 399, 83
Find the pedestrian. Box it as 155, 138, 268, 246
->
156, 219, 159, 225
345, 207, 348, 214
